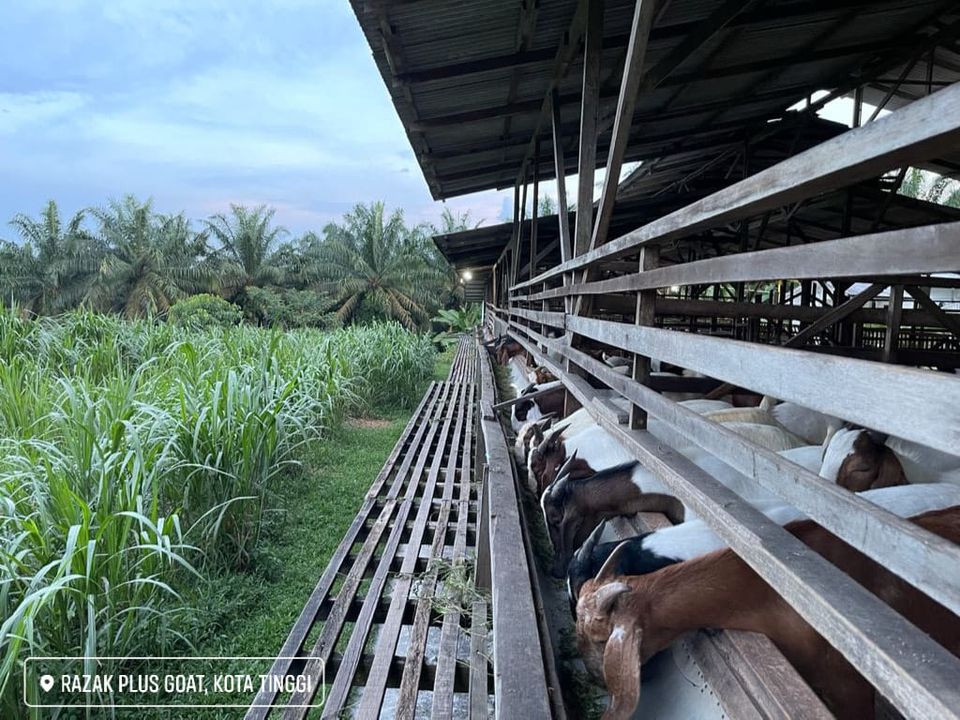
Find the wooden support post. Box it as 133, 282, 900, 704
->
551, 92, 572, 264
563, 0, 602, 417
573, 0, 603, 258
530, 138, 540, 281
591, 0, 657, 250
883, 285, 903, 363
630, 246, 659, 429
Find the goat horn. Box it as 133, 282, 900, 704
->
581, 519, 606, 559
594, 580, 632, 614
556, 449, 579, 482
596, 540, 632, 584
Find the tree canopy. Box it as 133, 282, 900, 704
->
0, 197, 472, 330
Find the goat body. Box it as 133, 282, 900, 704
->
577, 506, 960, 719
771, 401, 841, 445
568, 482, 960, 605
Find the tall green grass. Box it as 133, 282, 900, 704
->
0, 309, 434, 715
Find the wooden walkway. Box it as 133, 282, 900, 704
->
248, 337, 490, 719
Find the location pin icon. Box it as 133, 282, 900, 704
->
40, 675, 55, 693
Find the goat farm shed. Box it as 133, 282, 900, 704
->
251, 2, 960, 719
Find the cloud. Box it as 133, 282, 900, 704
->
0, 91, 89, 133
0, 1, 502, 237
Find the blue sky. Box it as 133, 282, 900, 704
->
0, 0, 510, 237
0, 2, 868, 241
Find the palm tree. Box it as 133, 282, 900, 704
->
203, 205, 287, 299
89, 195, 211, 319
313, 202, 446, 329
1, 201, 101, 315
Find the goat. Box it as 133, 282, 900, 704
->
540, 459, 686, 578
567, 482, 960, 605
529, 400, 736, 489
769, 400, 842, 445
542, 431, 908, 581
677, 398, 733, 414
511, 381, 564, 432
514, 415, 556, 466
820, 427, 907, 491
528, 423, 634, 495
884, 435, 960, 485
495, 338, 524, 366
576, 506, 960, 719
533, 366, 557, 384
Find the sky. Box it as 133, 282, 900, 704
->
0, 1, 870, 241
0, 0, 513, 237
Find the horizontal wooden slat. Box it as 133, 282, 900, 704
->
513, 222, 960, 300
513, 83, 960, 291
511, 322, 960, 615
506, 326, 960, 720
477, 344, 553, 720
567, 315, 960, 454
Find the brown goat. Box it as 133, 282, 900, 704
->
495, 339, 524, 365
576, 506, 960, 720
533, 366, 558, 384
513, 386, 566, 426
822, 427, 907, 491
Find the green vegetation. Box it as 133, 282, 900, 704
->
0, 198, 475, 331
432, 304, 482, 349
899, 167, 960, 207
0, 310, 435, 716
168, 293, 243, 328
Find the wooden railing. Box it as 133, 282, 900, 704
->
489, 83, 960, 720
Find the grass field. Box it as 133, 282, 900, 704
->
0, 309, 448, 717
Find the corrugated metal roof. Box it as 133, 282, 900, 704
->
350, 0, 959, 199
432, 114, 960, 271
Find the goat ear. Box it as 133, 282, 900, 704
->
603, 620, 643, 720
875, 448, 907, 488
596, 540, 632, 584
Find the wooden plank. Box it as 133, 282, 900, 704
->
477, 344, 553, 720
512, 84, 960, 290
280, 382, 458, 718
510, 293, 948, 328
511, 323, 960, 616
516, 222, 960, 300
552, 96, 572, 264
590, 0, 657, 250
353, 383, 469, 717
705, 283, 888, 400
507, 326, 960, 720
573, 0, 603, 259
468, 601, 489, 720
567, 314, 960, 455
245, 383, 441, 719
432, 384, 477, 720
630, 246, 657, 430
713, 630, 834, 720
883, 285, 904, 363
